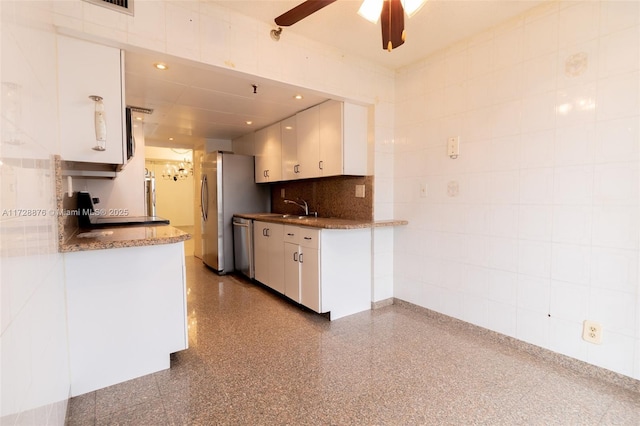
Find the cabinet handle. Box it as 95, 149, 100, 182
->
299, 253, 303, 263
266, 228, 270, 237
293, 252, 298, 261
287, 233, 295, 236
263, 228, 269, 237
294, 164, 300, 173
318, 160, 323, 170
304, 237, 312, 240
263, 170, 267, 178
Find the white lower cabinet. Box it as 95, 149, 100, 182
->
299, 245, 320, 313
298, 227, 321, 312
254, 221, 285, 294
284, 226, 320, 311
284, 241, 301, 302
259, 223, 370, 320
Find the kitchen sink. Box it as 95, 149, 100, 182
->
252, 213, 316, 220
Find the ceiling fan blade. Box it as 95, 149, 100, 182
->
380, 0, 405, 51
275, 0, 338, 27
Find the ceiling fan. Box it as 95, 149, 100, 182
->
274, 0, 427, 52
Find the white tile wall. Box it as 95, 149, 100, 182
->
1, 3, 70, 425
394, 0, 640, 379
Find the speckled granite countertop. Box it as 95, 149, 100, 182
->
60, 225, 191, 253
234, 213, 408, 229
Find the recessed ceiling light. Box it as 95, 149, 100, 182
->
135, 116, 143, 121
246, 121, 253, 125
284, 126, 293, 130
168, 137, 174, 141
154, 63, 168, 70
294, 94, 303, 100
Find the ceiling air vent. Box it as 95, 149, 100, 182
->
83, 0, 134, 16
127, 105, 154, 115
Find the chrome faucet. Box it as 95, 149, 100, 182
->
284, 198, 309, 216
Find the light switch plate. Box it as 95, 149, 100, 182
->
355, 185, 365, 198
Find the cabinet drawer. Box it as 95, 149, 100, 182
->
283, 225, 300, 244
299, 228, 320, 249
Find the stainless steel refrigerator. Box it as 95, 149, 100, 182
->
200, 152, 269, 274
144, 170, 156, 216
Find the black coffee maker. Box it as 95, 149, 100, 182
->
77, 191, 99, 228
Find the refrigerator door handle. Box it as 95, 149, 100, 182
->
201, 174, 208, 221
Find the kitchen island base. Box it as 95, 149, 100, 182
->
64, 242, 187, 396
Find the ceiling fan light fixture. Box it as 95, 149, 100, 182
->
401, 0, 426, 17
358, 0, 383, 23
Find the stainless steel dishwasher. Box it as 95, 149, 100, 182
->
232, 217, 254, 279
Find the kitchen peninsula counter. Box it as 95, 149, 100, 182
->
61, 223, 190, 396
60, 225, 190, 253
234, 213, 408, 229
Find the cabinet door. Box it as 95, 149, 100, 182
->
280, 116, 298, 181
300, 246, 321, 313
254, 128, 269, 183
267, 223, 285, 294
264, 123, 282, 182
253, 221, 270, 284
284, 242, 301, 302
254, 123, 281, 183
296, 106, 320, 179
57, 35, 125, 164
318, 100, 343, 177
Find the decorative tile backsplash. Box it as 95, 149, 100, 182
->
270, 175, 373, 221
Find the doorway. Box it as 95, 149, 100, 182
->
145, 147, 195, 255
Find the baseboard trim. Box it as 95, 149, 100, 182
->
393, 298, 640, 394
371, 298, 394, 310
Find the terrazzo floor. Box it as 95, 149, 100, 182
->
66, 255, 640, 425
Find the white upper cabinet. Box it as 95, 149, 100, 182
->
297, 100, 369, 180
296, 106, 320, 179
57, 35, 126, 164
252, 100, 369, 182
254, 122, 282, 183
280, 116, 298, 181
319, 100, 369, 177
318, 100, 342, 176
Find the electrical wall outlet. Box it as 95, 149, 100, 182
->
582, 320, 603, 344
447, 180, 459, 197
355, 185, 365, 198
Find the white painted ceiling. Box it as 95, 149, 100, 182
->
125, 51, 329, 148
127, 0, 545, 148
